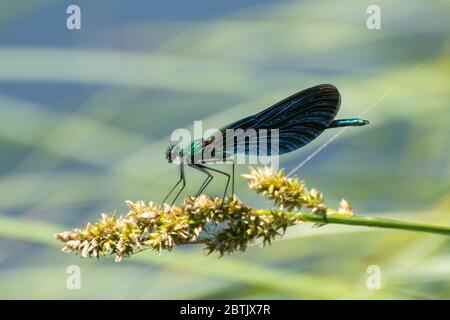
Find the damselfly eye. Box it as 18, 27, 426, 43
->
166, 145, 182, 163
166, 146, 174, 163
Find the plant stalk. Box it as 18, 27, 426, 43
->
257, 211, 450, 236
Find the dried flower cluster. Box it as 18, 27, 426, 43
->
242, 167, 353, 217
55, 167, 353, 262
55, 195, 299, 261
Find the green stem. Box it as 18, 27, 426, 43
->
259, 211, 450, 236
302, 213, 450, 235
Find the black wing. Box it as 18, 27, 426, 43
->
210, 84, 340, 156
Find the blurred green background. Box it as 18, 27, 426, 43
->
0, 0, 449, 299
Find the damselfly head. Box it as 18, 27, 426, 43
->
166, 144, 182, 163
165, 145, 174, 163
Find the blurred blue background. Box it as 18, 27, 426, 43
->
0, 0, 449, 299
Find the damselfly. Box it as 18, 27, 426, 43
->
163, 84, 369, 205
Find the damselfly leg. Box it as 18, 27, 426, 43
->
191, 163, 231, 206
209, 160, 235, 196
163, 161, 235, 207
199, 160, 235, 198
231, 162, 235, 195
161, 164, 186, 207
188, 163, 212, 198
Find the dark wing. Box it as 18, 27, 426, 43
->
207, 84, 340, 156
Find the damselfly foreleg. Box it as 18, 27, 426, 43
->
161, 164, 186, 208
170, 164, 186, 207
